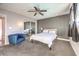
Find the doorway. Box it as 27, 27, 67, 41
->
0, 16, 5, 46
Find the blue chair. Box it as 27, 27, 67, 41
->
8, 34, 25, 45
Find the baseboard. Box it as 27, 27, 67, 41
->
57, 37, 70, 42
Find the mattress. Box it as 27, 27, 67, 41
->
30, 32, 57, 44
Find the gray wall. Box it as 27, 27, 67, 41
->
0, 9, 35, 45
0, 9, 28, 44
0, 9, 29, 35
37, 14, 70, 39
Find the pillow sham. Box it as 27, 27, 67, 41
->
43, 29, 49, 33
49, 30, 56, 34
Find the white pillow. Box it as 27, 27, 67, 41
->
49, 31, 56, 34
43, 29, 49, 33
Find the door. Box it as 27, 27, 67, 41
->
0, 18, 2, 46
0, 16, 5, 46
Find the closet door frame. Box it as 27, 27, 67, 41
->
0, 14, 7, 46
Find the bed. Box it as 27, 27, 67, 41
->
30, 29, 57, 49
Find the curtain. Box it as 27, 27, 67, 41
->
68, 23, 72, 37
72, 20, 79, 42
68, 7, 72, 37
68, 3, 79, 42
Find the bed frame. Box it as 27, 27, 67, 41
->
30, 29, 57, 50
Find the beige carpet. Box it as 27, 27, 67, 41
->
0, 39, 76, 56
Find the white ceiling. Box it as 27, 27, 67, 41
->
0, 3, 71, 20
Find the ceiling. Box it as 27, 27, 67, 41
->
0, 3, 71, 20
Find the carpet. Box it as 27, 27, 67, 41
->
0, 39, 76, 56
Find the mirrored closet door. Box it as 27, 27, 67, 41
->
24, 21, 37, 35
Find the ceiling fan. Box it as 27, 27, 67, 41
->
27, 6, 47, 16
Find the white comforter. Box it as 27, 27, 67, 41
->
30, 32, 57, 48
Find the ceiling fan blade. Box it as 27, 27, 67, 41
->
34, 13, 37, 16
40, 10, 47, 12
39, 12, 44, 16
34, 6, 38, 11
